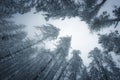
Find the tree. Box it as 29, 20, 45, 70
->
35, 24, 60, 40
102, 52, 120, 80
0, 0, 80, 20
80, 0, 107, 23
0, 24, 59, 61
0, 20, 27, 59
68, 50, 83, 80
35, 0, 81, 20
88, 47, 109, 80
34, 37, 71, 80
88, 47, 120, 80
0, 20, 39, 80
1, 0, 120, 31
89, 11, 112, 31
1, 0, 119, 31
98, 31, 120, 54
0, 20, 60, 80
0, 0, 35, 19
89, 5, 120, 31
59, 50, 89, 80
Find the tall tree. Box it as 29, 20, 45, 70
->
0, 0, 35, 19
0, 20, 59, 80
102, 52, 120, 80
0, 20, 26, 59
80, 0, 107, 23
0, 24, 59, 61
59, 50, 89, 80
89, 6, 120, 31
98, 31, 120, 54
34, 37, 71, 80
88, 47, 120, 80
35, 0, 81, 20
88, 47, 109, 80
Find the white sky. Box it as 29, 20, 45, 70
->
10, 0, 120, 66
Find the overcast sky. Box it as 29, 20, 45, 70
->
10, 0, 120, 66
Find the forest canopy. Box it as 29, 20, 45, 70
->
0, 0, 120, 80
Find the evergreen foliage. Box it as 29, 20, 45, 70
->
0, 0, 120, 80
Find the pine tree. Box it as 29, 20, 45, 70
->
102, 52, 120, 80
35, 0, 80, 20
88, 48, 109, 80
0, 24, 59, 61
0, 0, 35, 18
34, 37, 71, 80
0, 20, 26, 59
68, 50, 83, 80
88, 47, 120, 80
89, 6, 120, 31
98, 31, 120, 54
0, 21, 59, 80
80, 0, 107, 23
59, 50, 89, 80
